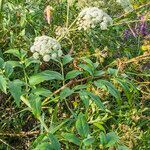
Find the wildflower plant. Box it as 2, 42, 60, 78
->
0, 0, 149, 149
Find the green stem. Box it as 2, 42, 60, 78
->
23, 67, 29, 92
60, 62, 65, 85
66, 1, 70, 28
38, 116, 49, 133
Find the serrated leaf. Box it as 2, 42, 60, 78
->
63, 133, 81, 145
65, 70, 82, 80
76, 113, 89, 138
29, 70, 63, 86
62, 55, 73, 65
0, 75, 7, 94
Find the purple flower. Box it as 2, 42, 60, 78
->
124, 15, 149, 39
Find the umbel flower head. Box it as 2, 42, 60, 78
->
116, 0, 133, 12
77, 7, 113, 31
30, 36, 63, 62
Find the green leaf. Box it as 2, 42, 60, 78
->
0, 57, 4, 68
62, 55, 73, 65
32, 134, 46, 148
107, 68, 118, 76
32, 88, 52, 97
106, 132, 119, 148
33, 133, 61, 150
0, 75, 7, 94
5, 49, 20, 58
8, 80, 24, 106
29, 94, 41, 118
94, 70, 105, 77
88, 92, 105, 111
115, 78, 131, 102
60, 87, 74, 100
4, 62, 13, 77
65, 70, 82, 80
50, 119, 69, 134
78, 64, 94, 76
63, 133, 81, 146
73, 85, 87, 91
79, 91, 89, 109
34, 142, 52, 150
47, 133, 61, 150
94, 80, 122, 105
29, 70, 63, 86
6, 61, 22, 68
25, 57, 40, 68
100, 132, 107, 146
93, 123, 105, 132
81, 58, 94, 68
83, 136, 95, 146
76, 113, 89, 138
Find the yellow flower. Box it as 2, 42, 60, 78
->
141, 45, 148, 51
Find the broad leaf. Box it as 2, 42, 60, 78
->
29, 94, 41, 118
106, 132, 119, 147
94, 80, 122, 105
8, 80, 24, 106
29, 70, 63, 86
79, 91, 89, 109
5, 49, 20, 58
78, 64, 94, 76
76, 113, 89, 138
83, 136, 95, 146
4, 62, 13, 77
63, 133, 81, 145
62, 55, 73, 65
60, 87, 74, 100
65, 70, 82, 80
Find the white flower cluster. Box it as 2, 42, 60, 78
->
30, 36, 63, 62
77, 7, 113, 31
116, 0, 133, 12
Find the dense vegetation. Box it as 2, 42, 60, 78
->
0, 0, 149, 149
